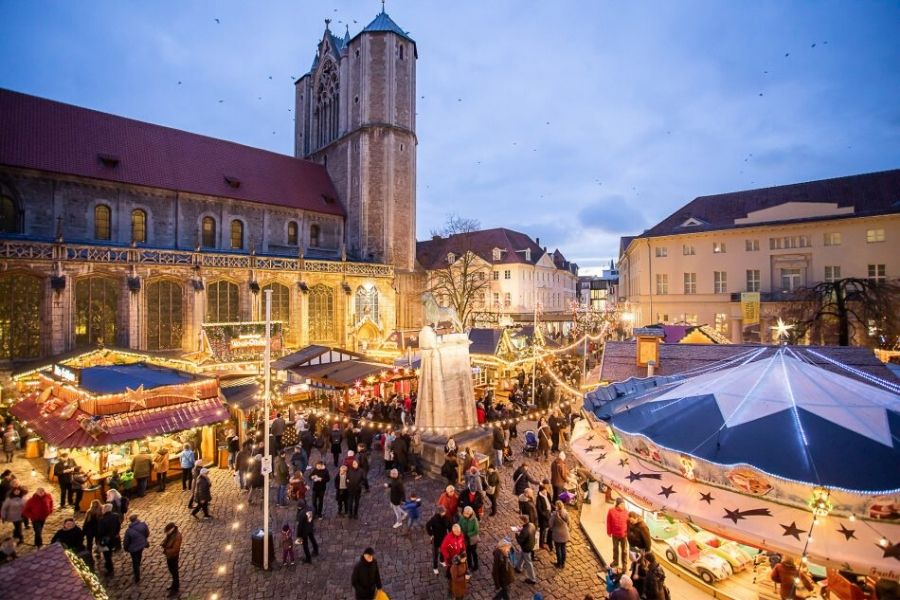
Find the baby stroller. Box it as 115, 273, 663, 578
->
522, 430, 538, 457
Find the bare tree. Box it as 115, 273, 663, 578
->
783, 278, 900, 347
427, 214, 491, 328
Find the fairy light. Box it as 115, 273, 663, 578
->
236, 503, 244, 511
225, 543, 233, 551
217, 565, 227, 575
231, 521, 240, 530
211, 594, 220, 600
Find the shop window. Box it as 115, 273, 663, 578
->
0, 272, 43, 359
206, 280, 240, 322
94, 205, 111, 240
230, 220, 244, 249
355, 286, 379, 324
146, 280, 183, 350
309, 284, 334, 342
287, 221, 298, 246
262, 282, 291, 326
75, 276, 119, 347
201, 217, 217, 248
131, 209, 147, 243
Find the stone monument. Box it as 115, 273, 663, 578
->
416, 319, 493, 476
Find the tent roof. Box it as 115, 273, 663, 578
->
78, 362, 204, 394
604, 349, 900, 491
289, 360, 391, 388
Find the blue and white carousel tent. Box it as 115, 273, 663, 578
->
602, 348, 900, 492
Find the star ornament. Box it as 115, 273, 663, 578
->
770, 317, 794, 342
659, 485, 676, 499
836, 524, 856, 541
780, 521, 805, 541
124, 385, 148, 409
699, 491, 714, 504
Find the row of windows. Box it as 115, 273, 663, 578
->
654, 228, 887, 257
91, 206, 322, 250
0, 274, 378, 358
654, 265, 888, 295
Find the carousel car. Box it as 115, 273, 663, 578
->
646, 513, 679, 541
662, 534, 733, 585
691, 530, 755, 572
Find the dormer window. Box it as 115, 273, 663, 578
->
492, 247, 502, 261
524, 248, 531, 262
447, 252, 456, 264
224, 175, 241, 189
680, 217, 706, 227
97, 153, 120, 168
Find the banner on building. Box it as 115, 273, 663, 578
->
740, 292, 761, 325
201, 321, 284, 363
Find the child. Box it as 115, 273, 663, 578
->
281, 523, 295, 566
402, 494, 422, 530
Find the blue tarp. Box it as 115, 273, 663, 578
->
78, 362, 197, 394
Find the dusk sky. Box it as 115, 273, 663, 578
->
1, 1, 898, 273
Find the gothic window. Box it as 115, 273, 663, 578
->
355, 286, 379, 324
0, 194, 18, 233
262, 282, 291, 326
310, 224, 321, 247
287, 221, 298, 246
131, 209, 147, 243
308, 284, 334, 342
146, 280, 183, 350
206, 280, 240, 323
0, 272, 42, 359
315, 60, 339, 147
201, 216, 216, 248
94, 204, 111, 240
230, 220, 243, 249
75, 276, 119, 347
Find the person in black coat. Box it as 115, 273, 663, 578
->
295, 509, 319, 563
392, 434, 409, 474
425, 506, 450, 574
97, 504, 122, 575
50, 517, 85, 551
346, 461, 364, 519
351, 547, 383, 600
441, 454, 460, 485
356, 444, 370, 492
309, 461, 330, 518
512, 463, 539, 496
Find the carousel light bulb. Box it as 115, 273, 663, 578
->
225, 543, 233, 551
879, 538, 888, 547
217, 565, 226, 575
236, 503, 244, 511
211, 594, 220, 600
848, 514, 856, 522
801, 556, 808, 563
232, 521, 240, 530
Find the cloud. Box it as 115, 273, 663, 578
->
578, 196, 647, 234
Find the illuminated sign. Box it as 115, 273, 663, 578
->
230, 334, 267, 349
52, 364, 79, 384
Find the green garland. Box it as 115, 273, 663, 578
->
65, 548, 110, 600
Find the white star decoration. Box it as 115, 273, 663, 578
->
770, 317, 794, 342
124, 385, 148, 409
651, 352, 896, 446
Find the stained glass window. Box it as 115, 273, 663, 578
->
131, 209, 147, 243
0, 273, 42, 359
146, 280, 183, 350
94, 205, 111, 240
308, 284, 334, 342
206, 280, 240, 323
202, 217, 216, 248
262, 282, 291, 326
75, 276, 119, 347
355, 286, 379, 324
0, 194, 17, 233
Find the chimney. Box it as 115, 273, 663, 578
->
432, 234, 442, 241
647, 359, 657, 377
536, 237, 540, 247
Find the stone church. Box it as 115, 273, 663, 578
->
0, 9, 422, 364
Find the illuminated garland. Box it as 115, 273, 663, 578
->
66, 548, 110, 600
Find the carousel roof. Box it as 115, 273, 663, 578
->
605, 348, 900, 492
78, 362, 201, 394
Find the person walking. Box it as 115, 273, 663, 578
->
550, 452, 570, 502
161, 522, 182, 595
274, 451, 290, 507
549, 500, 570, 568
491, 426, 506, 468
536, 481, 553, 552
1, 487, 25, 544
514, 514, 537, 584
346, 461, 363, 519
310, 460, 330, 518
491, 539, 515, 600
518, 487, 538, 529
179, 443, 196, 491
153, 447, 170, 493
385, 468, 406, 528
356, 444, 370, 492
606, 497, 629, 568
2, 424, 19, 463
449, 552, 469, 599
82, 499, 102, 554
235, 442, 251, 491
130, 448, 153, 497
330, 424, 343, 468
22, 487, 53, 548
188, 458, 204, 507
483, 465, 500, 516
512, 463, 539, 496
351, 547, 384, 600
50, 517, 85, 551
290, 445, 308, 476
280, 523, 295, 566
296, 508, 319, 563
536, 417, 551, 461
53, 451, 76, 508
402, 493, 422, 530
335, 464, 350, 516
191, 468, 212, 518
97, 503, 122, 575
123, 513, 150, 583
247, 454, 263, 505
427, 505, 450, 575
458, 505, 481, 573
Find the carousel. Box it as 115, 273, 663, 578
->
574, 346, 900, 599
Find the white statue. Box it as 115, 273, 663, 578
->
415, 325, 478, 434
421, 291, 463, 333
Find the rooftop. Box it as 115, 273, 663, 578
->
417, 227, 573, 272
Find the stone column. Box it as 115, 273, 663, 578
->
730, 316, 743, 344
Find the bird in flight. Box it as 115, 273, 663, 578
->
214, 18, 220, 24
218, 99, 224, 103
784, 52, 790, 57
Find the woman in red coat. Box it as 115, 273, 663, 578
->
22, 487, 54, 548
440, 524, 467, 570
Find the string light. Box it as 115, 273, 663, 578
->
217, 565, 227, 575
225, 543, 233, 552
232, 521, 240, 530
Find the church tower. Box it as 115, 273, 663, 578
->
294, 9, 417, 274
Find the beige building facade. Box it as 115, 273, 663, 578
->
618, 170, 900, 342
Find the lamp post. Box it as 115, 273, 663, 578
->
262, 288, 272, 570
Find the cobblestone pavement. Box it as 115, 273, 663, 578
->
1, 422, 610, 600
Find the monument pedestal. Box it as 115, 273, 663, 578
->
420, 428, 494, 478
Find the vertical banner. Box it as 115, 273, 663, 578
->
741, 292, 760, 325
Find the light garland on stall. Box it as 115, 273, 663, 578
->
66, 548, 110, 600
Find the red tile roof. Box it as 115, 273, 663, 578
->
0, 89, 345, 216
10, 394, 228, 448
634, 169, 900, 241
417, 227, 569, 270
0, 543, 97, 600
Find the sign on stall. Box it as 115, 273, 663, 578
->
261, 455, 272, 476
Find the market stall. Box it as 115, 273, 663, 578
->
10, 350, 229, 499
574, 346, 900, 598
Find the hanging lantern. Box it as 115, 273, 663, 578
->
808, 486, 833, 518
